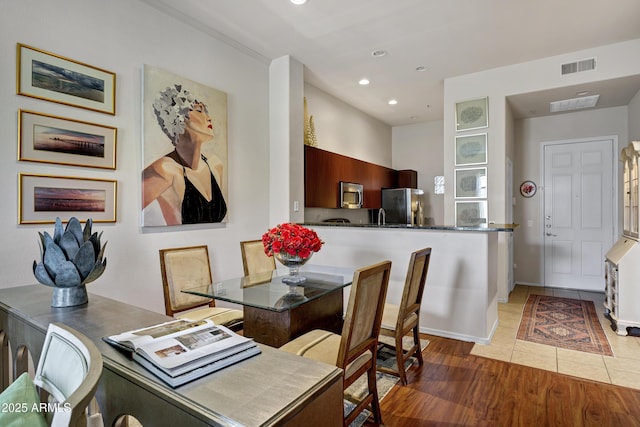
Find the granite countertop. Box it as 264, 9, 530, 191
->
303, 222, 518, 232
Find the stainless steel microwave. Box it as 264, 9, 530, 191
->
340, 181, 363, 209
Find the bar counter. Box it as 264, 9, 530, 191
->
303, 222, 517, 232
302, 223, 516, 344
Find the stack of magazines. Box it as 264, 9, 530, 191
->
104, 318, 261, 387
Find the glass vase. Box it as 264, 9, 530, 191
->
274, 252, 312, 286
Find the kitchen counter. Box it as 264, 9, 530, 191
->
304, 222, 517, 232
304, 224, 514, 343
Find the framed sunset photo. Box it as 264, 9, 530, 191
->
19, 110, 117, 169
19, 173, 117, 224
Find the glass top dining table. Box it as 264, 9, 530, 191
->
182, 265, 355, 312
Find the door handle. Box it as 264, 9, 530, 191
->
545, 232, 557, 237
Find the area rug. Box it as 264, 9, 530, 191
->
345, 337, 429, 427
517, 295, 613, 356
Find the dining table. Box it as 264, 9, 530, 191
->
182, 265, 354, 348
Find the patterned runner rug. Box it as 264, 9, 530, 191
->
517, 295, 613, 356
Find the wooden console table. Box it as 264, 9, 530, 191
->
0, 285, 342, 426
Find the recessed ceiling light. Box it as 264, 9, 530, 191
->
290, 0, 307, 5
415, 66, 427, 72
372, 49, 387, 57
388, 99, 398, 105
576, 90, 590, 96
358, 78, 370, 85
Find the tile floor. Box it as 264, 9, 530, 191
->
471, 284, 640, 390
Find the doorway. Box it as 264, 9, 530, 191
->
542, 137, 616, 291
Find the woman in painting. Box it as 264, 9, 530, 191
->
142, 84, 227, 225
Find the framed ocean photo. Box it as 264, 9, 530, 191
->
19, 110, 117, 169
17, 43, 116, 115
19, 173, 117, 224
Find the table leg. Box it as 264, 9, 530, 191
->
243, 291, 343, 347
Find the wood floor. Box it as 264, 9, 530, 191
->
365, 334, 640, 426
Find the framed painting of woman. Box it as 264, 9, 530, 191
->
142, 65, 228, 227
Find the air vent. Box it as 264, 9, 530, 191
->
561, 58, 596, 75
550, 94, 600, 113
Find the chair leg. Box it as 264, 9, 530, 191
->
413, 327, 423, 366
368, 365, 383, 424
395, 334, 408, 386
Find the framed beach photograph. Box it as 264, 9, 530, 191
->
455, 97, 488, 132
17, 43, 116, 115
19, 173, 117, 224
455, 200, 488, 227
455, 133, 487, 166
19, 110, 117, 169
455, 167, 487, 199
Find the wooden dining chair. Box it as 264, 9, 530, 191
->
279, 260, 392, 426
239, 240, 276, 277
159, 245, 243, 331
378, 247, 431, 385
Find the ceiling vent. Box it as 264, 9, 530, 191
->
550, 94, 600, 113
561, 58, 597, 75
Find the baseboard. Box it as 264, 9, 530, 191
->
514, 281, 543, 287
418, 325, 493, 345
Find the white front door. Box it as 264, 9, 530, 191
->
543, 138, 615, 291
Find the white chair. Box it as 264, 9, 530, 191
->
35, 323, 103, 427
159, 245, 244, 331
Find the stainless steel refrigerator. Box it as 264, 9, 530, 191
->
381, 188, 425, 225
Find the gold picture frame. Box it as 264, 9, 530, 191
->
19, 109, 117, 169
455, 97, 488, 132
19, 173, 117, 224
17, 43, 116, 115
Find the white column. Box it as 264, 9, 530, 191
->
269, 55, 305, 225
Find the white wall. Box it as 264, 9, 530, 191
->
303, 83, 391, 167
444, 38, 640, 294
391, 121, 444, 225
0, 0, 271, 314
444, 38, 640, 225
302, 83, 393, 223
512, 106, 628, 285
630, 90, 640, 141
270, 56, 305, 225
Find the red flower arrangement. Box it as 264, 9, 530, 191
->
262, 223, 324, 259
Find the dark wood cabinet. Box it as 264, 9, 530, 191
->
397, 169, 418, 189
304, 146, 397, 209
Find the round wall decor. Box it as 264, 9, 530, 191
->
520, 181, 537, 198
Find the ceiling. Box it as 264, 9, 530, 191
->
143, 0, 640, 126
